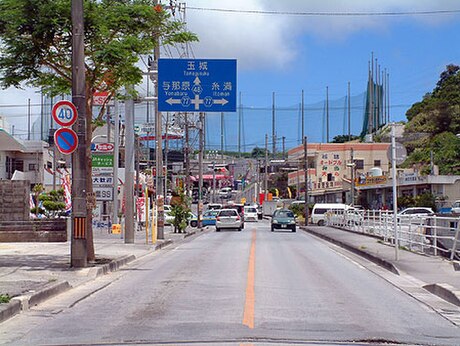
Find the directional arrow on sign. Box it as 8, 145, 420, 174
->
213, 98, 229, 106
166, 98, 182, 105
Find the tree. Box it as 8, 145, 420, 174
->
331, 134, 360, 143
0, 0, 198, 261
251, 147, 267, 158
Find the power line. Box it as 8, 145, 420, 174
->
187, 6, 460, 17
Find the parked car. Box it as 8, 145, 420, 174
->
397, 207, 434, 223
215, 208, 243, 232
244, 206, 258, 222
398, 207, 434, 217
218, 187, 232, 199
452, 200, 460, 214
190, 210, 219, 227
207, 203, 223, 210
149, 205, 174, 225
271, 208, 296, 232
311, 203, 350, 226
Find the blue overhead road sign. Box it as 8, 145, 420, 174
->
158, 59, 237, 112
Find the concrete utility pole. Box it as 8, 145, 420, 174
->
350, 148, 355, 206
184, 112, 190, 198
124, 87, 135, 243
153, 13, 164, 240
272, 92, 276, 157
304, 136, 309, 225
70, 0, 87, 267
221, 112, 224, 163
326, 86, 329, 143
264, 134, 268, 201
391, 123, 399, 261
113, 99, 119, 225
301, 89, 305, 142
198, 112, 204, 227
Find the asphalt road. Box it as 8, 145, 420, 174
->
1, 220, 460, 346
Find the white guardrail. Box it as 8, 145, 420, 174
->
325, 209, 460, 260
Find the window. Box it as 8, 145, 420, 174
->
28, 163, 37, 171
374, 160, 381, 167
47, 161, 52, 169
354, 159, 364, 169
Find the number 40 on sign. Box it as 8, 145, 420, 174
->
52, 100, 78, 127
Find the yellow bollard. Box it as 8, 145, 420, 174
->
112, 224, 122, 234
151, 202, 157, 244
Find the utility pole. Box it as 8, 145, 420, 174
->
113, 99, 119, 225
350, 148, 355, 206
27, 98, 31, 140
184, 112, 190, 198
326, 86, 329, 143
282, 136, 286, 160
304, 136, 309, 225
198, 112, 204, 227
70, 0, 87, 267
272, 92, 276, 157
264, 134, 268, 202
348, 82, 351, 141
164, 112, 169, 196
212, 161, 216, 203
153, 9, 164, 240
301, 89, 305, 143
238, 93, 242, 157
391, 123, 399, 260
124, 87, 135, 243
220, 112, 224, 163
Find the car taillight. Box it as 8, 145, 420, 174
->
216, 217, 220, 221
236, 215, 240, 221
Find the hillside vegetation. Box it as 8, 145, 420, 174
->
402, 64, 460, 175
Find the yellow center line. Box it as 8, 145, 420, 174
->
242, 229, 256, 329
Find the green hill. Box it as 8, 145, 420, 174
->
402, 64, 460, 175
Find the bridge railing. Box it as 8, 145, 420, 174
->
326, 209, 460, 260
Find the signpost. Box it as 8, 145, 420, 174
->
54, 128, 78, 155
158, 59, 237, 112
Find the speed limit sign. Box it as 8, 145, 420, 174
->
52, 100, 78, 127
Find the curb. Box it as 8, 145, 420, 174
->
154, 239, 173, 250
423, 283, 460, 307
301, 226, 400, 275
0, 299, 21, 324
92, 255, 136, 278
0, 281, 71, 323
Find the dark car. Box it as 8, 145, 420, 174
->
271, 209, 296, 232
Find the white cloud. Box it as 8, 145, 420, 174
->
185, 0, 460, 71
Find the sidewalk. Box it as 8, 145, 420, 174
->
0, 224, 204, 323
302, 225, 460, 307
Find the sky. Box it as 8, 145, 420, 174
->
1, 0, 460, 150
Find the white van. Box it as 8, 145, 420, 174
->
452, 200, 460, 214
311, 203, 350, 226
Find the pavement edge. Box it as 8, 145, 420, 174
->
1, 281, 71, 323
301, 226, 400, 275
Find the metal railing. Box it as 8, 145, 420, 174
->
326, 209, 460, 260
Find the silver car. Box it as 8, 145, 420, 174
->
215, 208, 243, 232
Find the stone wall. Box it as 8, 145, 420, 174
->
0, 180, 30, 222
0, 219, 67, 242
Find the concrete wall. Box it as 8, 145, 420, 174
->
0, 180, 29, 222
